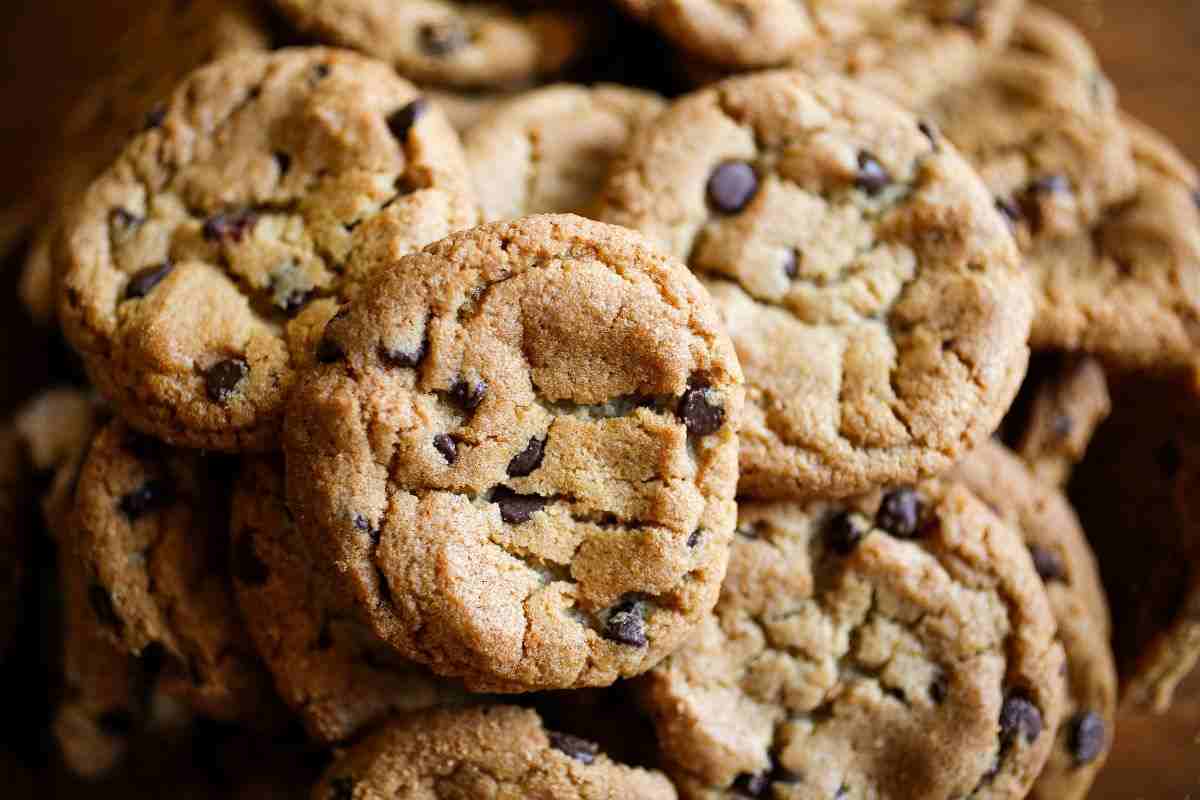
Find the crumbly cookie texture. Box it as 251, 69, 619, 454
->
1070, 367, 1200, 713
72, 419, 277, 722
466, 84, 665, 222
59, 47, 478, 452
270, 0, 587, 88
953, 440, 1116, 800
312, 705, 677, 800
1028, 116, 1200, 371
232, 457, 469, 742
639, 480, 1065, 799
286, 214, 743, 691
19, 0, 271, 326
1000, 352, 1111, 487
599, 71, 1030, 499
617, 0, 1019, 71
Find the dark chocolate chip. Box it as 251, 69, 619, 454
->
999, 691, 1043, 744
97, 709, 137, 736
353, 514, 380, 544
1155, 440, 1182, 478
492, 486, 547, 525
316, 336, 345, 364
1051, 413, 1074, 438
1028, 544, 1066, 583
109, 207, 143, 231
1028, 174, 1071, 195
604, 598, 647, 647
89, 585, 122, 629
707, 160, 759, 214
119, 479, 173, 520
687, 529, 702, 548
419, 20, 469, 55
678, 386, 725, 437
450, 379, 487, 412
929, 674, 948, 704
387, 97, 429, 142
507, 436, 547, 477
952, 2, 980, 29
918, 120, 940, 146
433, 433, 458, 464
995, 196, 1023, 227
876, 488, 922, 538
1192, 188, 1200, 210
144, 106, 166, 130
205, 358, 248, 404
281, 289, 312, 316
856, 152, 890, 195
731, 772, 769, 797
203, 209, 258, 243
314, 63, 331, 80
328, 776, 356, 800
124, 263, 173, 300
1068, 710, 1106, 764
826, 511, 867, 556
782, 249, 799, 279
274, 151, 292, 175
233, 533, 270, 587
548, 731, 600, 764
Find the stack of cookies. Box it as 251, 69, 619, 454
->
4, 1, 1198, 798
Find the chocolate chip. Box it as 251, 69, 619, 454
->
548, 731, 600, 764
281, 289, 312, 316
433, 434, 458, 464
119, 479, 172, 520
143, 106, 166, 130
89, 585, 122, 629
999, 691, 1043, 744
707, 161, 759, 214
507, 436, 546, 477
782, 250, 799, 279
353, 514, 380, 544
1029, 174, 1070, 195
678, 386, 725, 436
995, 196, 1023, 227
929, 674, 948, 704
1050, 413, 1074, 438
1155, 440, 1182, 478
1068, 710, 1106, 764
826, 511, 868, 556
387, 97, 429, 142
314, 63, 331, 80
876, 488, 922, 538
419, 20, 469, 55
316, 336, 344, 364
687, 529, 702, 548
203, 210, 258, 243
98, 709, 136, 736
604, 598, 647, 647
124, 263, 173, 300
109, 207, 143, 231
450, 379, 487, 412
328, 776, 356, 800
731, 772, 769, 797
233, 533, 270, 587
1192, 188, 1200, 210
492, 487, 547, 525
856, 152, 890, 195
205, 358, 248, 404
274, 151, 292, 175
1028, 544, 1066, 583
952, 2, 980, 29
918, 120, 940, 146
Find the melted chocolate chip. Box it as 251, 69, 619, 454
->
234, 533, 270, 587
433, 433, 458, 464
124, 263, 173, 300
731, 772, 769, 797
826, 511, 867, 556
995, 196, 1024, 227
314, 63, 331, 80
89, 585, 122, 629
678, 386, 725, 436
782, 250, 799, 279
387, 97, 429, 142
205, 358, 248, 404
203, 210, 258, 243
507, 436, 547, 477
144, 106, 166, 130
876, 488, 922, 538
604, 598, 647, 647
918, 120, 940, 146
328, 776, 356, 800
98, 709, 136, 736
419, 20, 469, 55
707, 161, 759, 214
929, 674, 948, 704
687, 529, 702, 548
353, 514, 380, 544
1028, 174, 1071, 195
999, 691, 1043, 744
1068, 710, 1106, 764
316, 336, 345, 364
1051, 413, 1074, 438
450, 379, 487, 412
119, 479, 173, 520
274, 151, 292, 175
856, 152, 890, 195
548, 731, 600, 764
1028, 544, 1066, 583
492, 487, 547, 525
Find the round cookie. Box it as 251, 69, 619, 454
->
312, 705, 677, 799
270, 0, 587, 88
599, 71, 1030, 499
952, 440, 1116, 800
231, 457, 468, 742
638, 480, 1066, 799
465, 83, 665, 222
72, 419, 278, 722
424, 87, 524, 135
59, 47, 479, 452
285, 214, 743, 691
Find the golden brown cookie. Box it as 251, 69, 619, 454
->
286, 214, 743, 691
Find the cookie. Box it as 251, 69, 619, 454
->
638, 480, 1066, 799
599, 71, 1030, 499
312, 705, 677, 799
999, 352, 1110, 487
285, 214, 743, 691
231, 457, 468, 742
1069, 367, 1200, 712
952, 440, 1116, 800
270, 0, 587, 88
72, 419, 278, 721
1027, 116, 1200, 371
465, 84, 665, 222
424, 87, 522, 134
19, 0, 271, 326
59, 47, 479, 452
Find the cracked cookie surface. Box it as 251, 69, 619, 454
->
59, 47, 479, 451
953, 440, 1115, 800
312, 705, 677, 799
285, 214, 743, 691
599, 71, 1030, 499
638, 480, 1065, 799
232, 457, 469, 742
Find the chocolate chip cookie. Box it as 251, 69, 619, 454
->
465, 84, 665, 222
285, 214, 743, 691
312, 705, 677, 799
59, 48, 479, 451
231, 457, 468, 742
638, 480, 1066, 799
270, 0, 587, 88
599, 71, 1030, 499
953, 441, 1116, 800
72, 419, 277, 721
